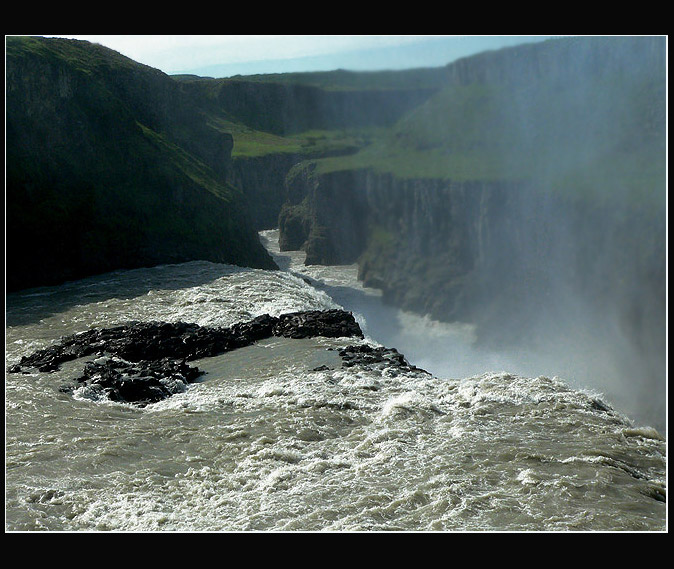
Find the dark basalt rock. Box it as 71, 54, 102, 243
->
273, 309, 363, 339
338, 344, 430, 376
9, 309, 364, 406
75, 356, 205, 407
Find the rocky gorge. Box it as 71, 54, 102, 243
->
6, 36, 666, 426
270, 38, 666, 407
277, 165, 666, 353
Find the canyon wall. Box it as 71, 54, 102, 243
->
229, 154, 306, 229
276, 36, 666, 373
278, 167, 665, 357
6, 37, 276, 291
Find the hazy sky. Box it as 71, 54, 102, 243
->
48, 35, 557, 77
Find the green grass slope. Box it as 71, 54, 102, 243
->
313, 36, 666, 208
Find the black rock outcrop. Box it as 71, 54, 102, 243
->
338, 344, 430, 376
10, 309, 364, 406
70, 357, 205, 407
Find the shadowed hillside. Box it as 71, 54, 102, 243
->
6, 36, 277, 291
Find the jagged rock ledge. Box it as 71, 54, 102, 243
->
8, 309, 366, 407
9, 309, 364, 374
337, 345, 430, 377
69, 356, 206, 407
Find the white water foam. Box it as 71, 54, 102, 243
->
4, 236, 667, 532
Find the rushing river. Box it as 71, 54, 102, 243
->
5, 231, 667, 531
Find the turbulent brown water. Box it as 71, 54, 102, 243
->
5, 231, 667, 531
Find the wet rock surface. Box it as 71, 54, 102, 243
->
9, 309, 364, 405
71, 357, 205, 407
338, 344, 430, 376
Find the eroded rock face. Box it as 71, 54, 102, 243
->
9, 309, 365, 406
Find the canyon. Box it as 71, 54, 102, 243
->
6, 36, 666, 392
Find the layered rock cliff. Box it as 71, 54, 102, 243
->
279, 166, 665, 350
441, 35, 665, 88
209, 78, 439, 136
229, 153, 305, 229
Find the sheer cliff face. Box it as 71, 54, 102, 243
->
278, 168, 540, 323
6, 37, 276, 291
442, 36, 665, 89
279, 165, 370, 264
230, 154, 306, 230
277, 163, 665, 390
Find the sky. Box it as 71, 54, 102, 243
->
47, 35, 558, 77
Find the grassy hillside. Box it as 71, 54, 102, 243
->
174, 74, 380, 159
216, 67, 449, 91
311, 37, 666, 208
